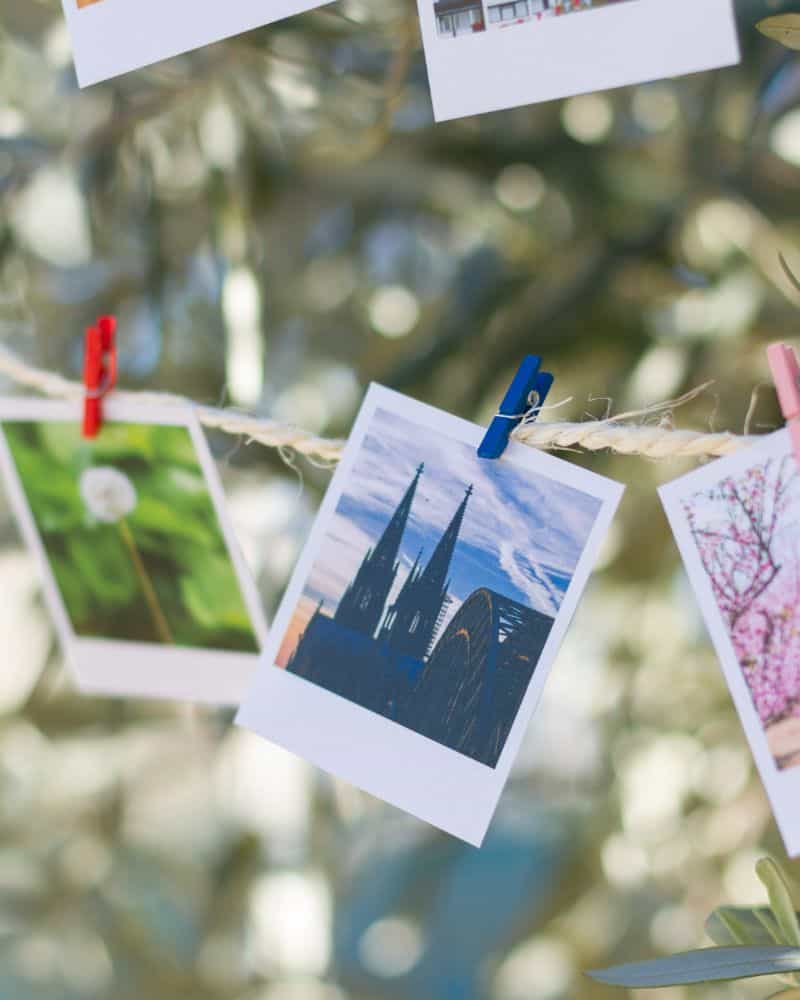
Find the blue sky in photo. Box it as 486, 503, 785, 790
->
305, 407, 602, 622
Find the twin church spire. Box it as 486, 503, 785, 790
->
334, 462, 424, 637
334, 463, 472, 661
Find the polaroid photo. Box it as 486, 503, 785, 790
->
418, 0, 739, 121
660, 430, 800, 857
0, 397, 267, 703
236, 383, 622, 844
64, 0, 333, 87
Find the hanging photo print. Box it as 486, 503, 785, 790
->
661, 430, 800, 857
417, 0, 739, 121
0, 398, 267, 703
236, 384, 622, 843
63, 0, 332, 86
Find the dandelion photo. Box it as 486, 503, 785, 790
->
683, 454, 800, 771
2, 420, 259, 653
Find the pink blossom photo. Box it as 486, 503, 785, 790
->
682, 454, 800, 769
661, 432, 800, 857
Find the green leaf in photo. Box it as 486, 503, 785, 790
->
38, 421, 89, 467
49, 554, 94, 624
84, 423, 159, 463
139, 466, 209, 515
152, 426, 201, 468
4, 434, 84, 530
179, 550, 255, 634
165, 466, 207, 498
66, 530, 137, 608
130, 495, 215, 547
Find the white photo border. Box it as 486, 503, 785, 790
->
417, 0, 739, 122
236, 383, 623, 845
0, 396, 268, 704
62, 0, 333, 88
659, 428, 800, 858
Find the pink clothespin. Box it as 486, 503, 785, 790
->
767, 342, 800, 465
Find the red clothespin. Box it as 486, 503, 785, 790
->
767, 342, 800, 466
82, 314, 117, 438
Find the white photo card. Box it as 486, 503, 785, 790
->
660, 430, 800, 857
64, 0, 333, 87
418, 0, 739, 122
236, 383, 623, 844
0, 397, 267, 703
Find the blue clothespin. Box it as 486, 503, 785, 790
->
478, 355, 554, 460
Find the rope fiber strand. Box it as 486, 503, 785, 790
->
0, 344, 756, 465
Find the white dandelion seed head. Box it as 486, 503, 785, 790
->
80, 466, 137, 523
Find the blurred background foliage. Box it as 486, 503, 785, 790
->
5, 0, 800, 997
3, 421, 258, 649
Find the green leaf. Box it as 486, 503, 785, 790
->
707, 907, 784, 947
757, 14, 800, 50
3, 433, 84, 529
758, 859, 800, 948
130, 495, 214, 546
756, 908, 788, 945
65, 530, 137, 608
48, 555, 93, 624
87, 423, 158, 462
179, 551, 255, 633
152, 426, 198, 467
587, 946, 800, 988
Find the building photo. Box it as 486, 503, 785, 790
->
275, 406, 604, 768
435, 0, 637, 38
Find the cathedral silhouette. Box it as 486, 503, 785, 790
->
286, 461, 555, 767
335, 463, 473, 661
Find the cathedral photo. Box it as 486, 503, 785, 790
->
274, 404, 604, 768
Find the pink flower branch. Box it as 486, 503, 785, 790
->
686, 456, 800, 728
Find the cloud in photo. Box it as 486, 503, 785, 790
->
307, 407, 601, 620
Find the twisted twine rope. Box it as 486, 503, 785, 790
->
0, 343, 756, 464
0, 345, 347, 463
513, 421, 747, 459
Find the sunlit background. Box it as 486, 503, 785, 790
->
2, 0, 800, 997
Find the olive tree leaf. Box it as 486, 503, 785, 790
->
707, 907, 785, 947
757, 14, 800, 50
758, 859, 800, 948
779, 252, 800, 295
757, 909, 790, 945
587, 946, 800, 988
